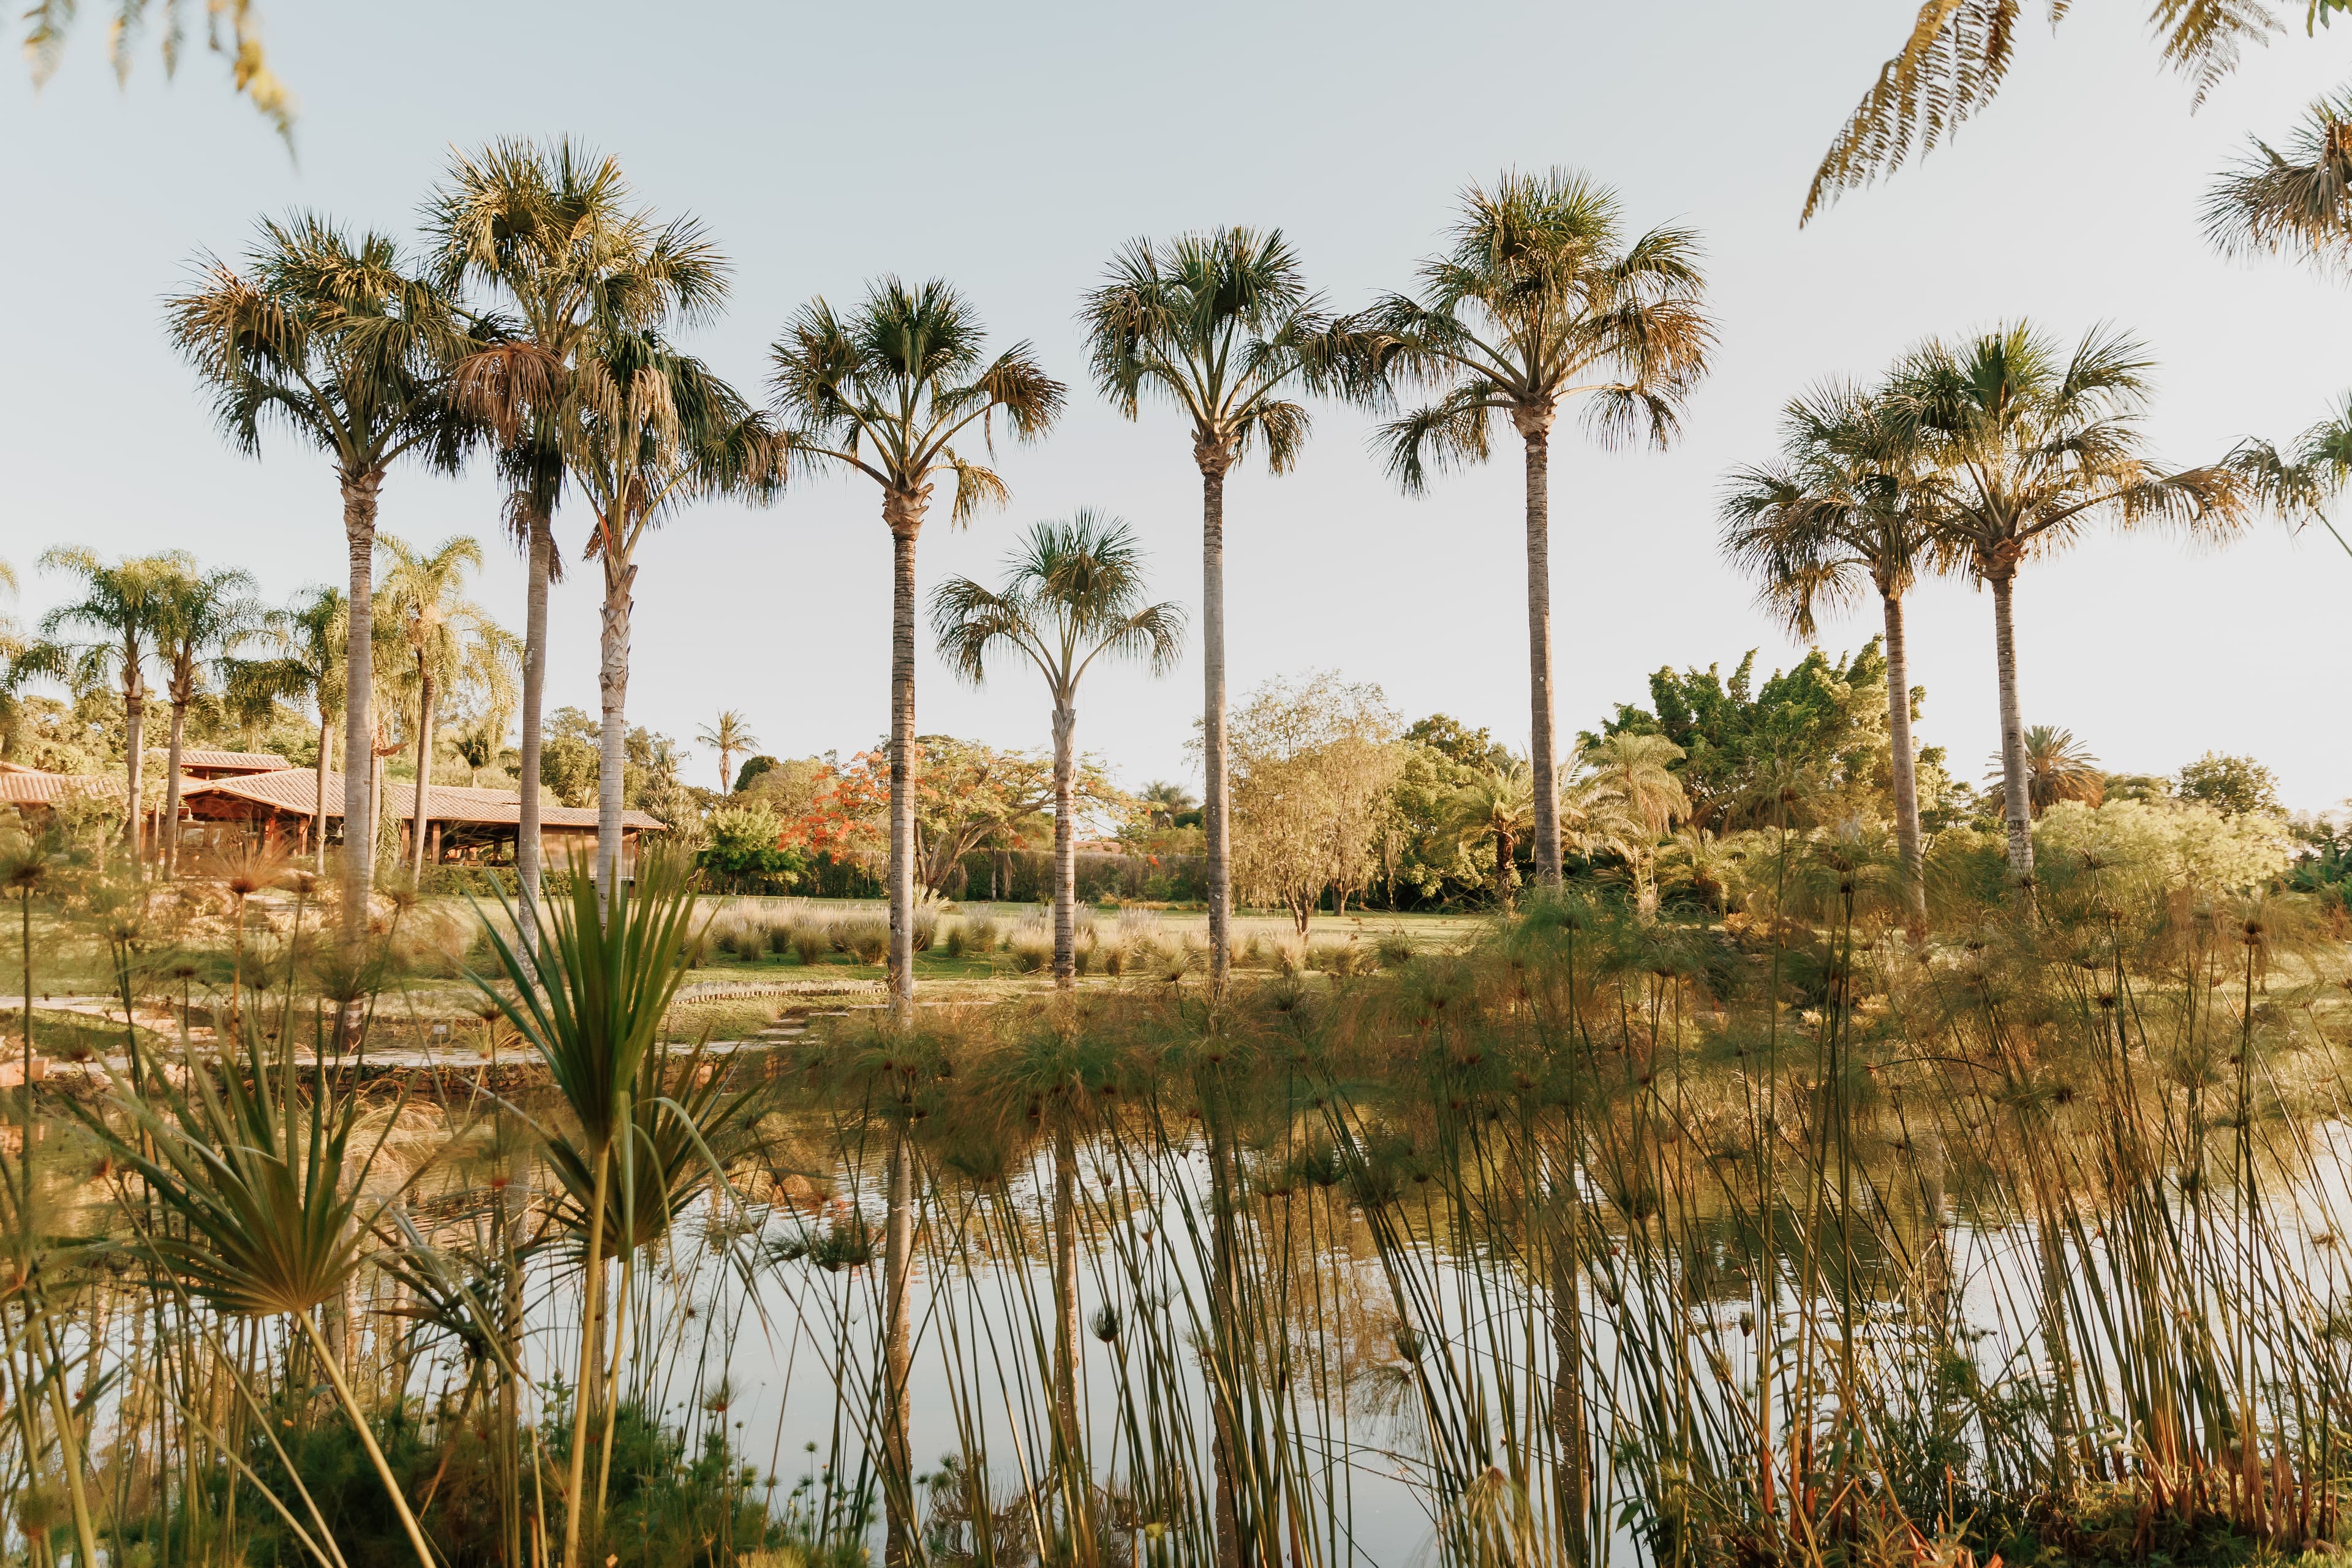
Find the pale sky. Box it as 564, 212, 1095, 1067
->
5, 1, 2347, 808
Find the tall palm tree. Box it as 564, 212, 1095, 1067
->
696, 709, 759, 792
37, 548, 174, 862
1720, 382, 1948, 916
1577, 733, 1689, 917
428, 138, 726, 946
1080, 230, 1346, 993
225, 586, 345, 870
1364, 170, 1713, 890
379, 533, 505, 880
168, 214, 472, 935
562, 331, 778, 896
1885, 322, 2247, 882
932, 511, 1185, 986
770, 277, 1065, 1014
1444, 759, 1535, 911
153, 558, 268, 874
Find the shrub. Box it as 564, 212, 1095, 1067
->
767, 919, 797, 956
1273, 935, 1307, 976
944, 923, 968, 960
1101, 940, 1128, 978
1011, 935, 1052, 973
1376, 932, 1414, 969
967, 914, 1001, 951
832, 917, 889, 965
791, 925, 829, 967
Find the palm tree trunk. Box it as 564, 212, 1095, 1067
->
1197, 444, 1234, 993
1881, 590, 1926, 919
341, 470, 383, 937
123, 676, 146, 869
518, 510, 552, 947
1989, 568, 2034, 883
595, 556, 634, 905
1518, 413, 1562, 888
884, 499, 923, 1021
162, 699, 189, 876
409, 674, 438, 883
1496, 827, 1513, 913
1052, 1121, 1080, 1472
1052, 701, 1077, 989
314, 709, 333, 873
883, 1129, 915, 1567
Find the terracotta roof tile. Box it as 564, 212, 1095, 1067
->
182, 769, 665, 831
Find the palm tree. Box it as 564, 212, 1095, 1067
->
1363, 170, 1713, 889
168, 214, 472, 935
932, 511, 1185, 986
153, 558, 268, 875
1720, 382, 1948, 917
379, 533, 505, 881
37, 548, 173, 863
770, 277, 1065, 1014
21, 0, 293, 134
564, 330, 780, 898
1885, 322, 2248, 882
2226, 393, 2352, 560
225, 587, 345, 870
1577, 733, 1689, 916
1444, 759, 1536, 910
1080, 229, 1346, 994
1806, 0, 2302, 224
428, 138, 726, 946
2205, 83, 2352, 268
1140, 779, 1199, 827
696, 709, 760, 793
0, 560, 36, 760
1985, 724, 2105, 818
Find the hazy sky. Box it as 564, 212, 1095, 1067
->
5, 1, 2347, 808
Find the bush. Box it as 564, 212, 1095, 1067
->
832, 916, 889, 965
767, 918, 798, 956
967, 913, 1001, 951
792, 924, 829, 967
1376, 932, 1415, 969
1010, 933, 1051, 973
944, 923, 968, 959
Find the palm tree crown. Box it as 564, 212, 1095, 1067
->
38, 547, 176, 859
2204, 84, 2352, 270
697, 710, 760, 793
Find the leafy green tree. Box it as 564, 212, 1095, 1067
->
1404, 713, 1515, 774
1081, 229, 1346, 992
541, 707, 601, 809
2176, 751, 2283, 817
1722, 382, 1946, 915
1888, 322, 2247, 882
770, 277, 1063, 1020
1364, 168, 1713, 889
167, 215, 472, 931
1591, 644, 1902, 833
932, 512, 1183, 986
698, 801, 804, 891
152, 557, 268, 874
732, 753, 779, 794
429, 138, 726, 941
37, 548, 175, 862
